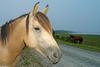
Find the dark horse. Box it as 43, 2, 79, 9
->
69, 35, 83, 44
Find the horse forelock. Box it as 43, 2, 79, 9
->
36, 12, 52, 33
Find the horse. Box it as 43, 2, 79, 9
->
0, 2, 61, 67
69, 35, 83, 44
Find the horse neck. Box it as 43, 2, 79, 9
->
7, 16, 27, 54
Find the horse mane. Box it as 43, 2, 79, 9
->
0, 13, 29, 44
1, 22, 9, 44
36, 12, 52, 33
9, 13, 29, 24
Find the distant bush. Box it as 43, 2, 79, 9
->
54, 33, 68, 41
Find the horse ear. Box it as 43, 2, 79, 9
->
31, 2, 40, 16
42, 4, 49, 14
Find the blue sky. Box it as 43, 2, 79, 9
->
0, 0, 100, 34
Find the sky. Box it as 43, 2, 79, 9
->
0, 0, 100, 34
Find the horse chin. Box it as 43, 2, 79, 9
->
30, 48, 53, 67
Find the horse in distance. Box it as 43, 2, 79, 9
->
69, 35, 83, 44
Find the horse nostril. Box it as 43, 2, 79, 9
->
52, 52, 59, 64
53, 52, 58, 58
51, 50, 62, 64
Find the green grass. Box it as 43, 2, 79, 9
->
82, 35, 100, 47
56, 39, 100, 52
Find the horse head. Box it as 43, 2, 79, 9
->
24, 2, 62, 64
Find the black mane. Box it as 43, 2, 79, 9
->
1, 22, 9, 44
9, 13, 29, 24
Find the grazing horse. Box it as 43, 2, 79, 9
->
69, 35, 83, 44
0, 2, 61, 67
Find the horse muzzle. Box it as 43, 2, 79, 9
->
48, 47, 62, 64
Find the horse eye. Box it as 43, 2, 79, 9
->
34, 27, 40, 31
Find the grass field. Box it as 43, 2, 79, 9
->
57, 39, 100, 52
54, 31, 100, 52
82, 35, 100, 47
